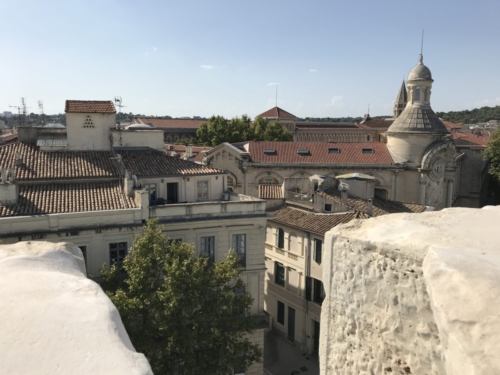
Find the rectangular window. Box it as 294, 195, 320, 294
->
362, 148, 374, 154
324, 204, 332, 212
200, 236, 215, 262
197, 180, 209, 199
277, 228, 285, 249
305, 276, 312, 301
314, 238, 323, 264
109, 242, 127, 268
313, 278, 325, 305
232, 234, 246, 267
275, 262, 285, 287
328, 148, 340, 154
277, 301, 285, 325
79, 246, 87, 266
414, 87, 421, 101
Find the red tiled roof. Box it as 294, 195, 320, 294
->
442, 120, 462, 131
119, 150, 223, 176
259, 184, 283, 199
452, 132, 490, 147
318, 188, 428, 217
65, 100, 116, 114
164, 144, 213, 163
360, 118, 394, 129
0, 181, 136, 217
248, 141, 394, 164
133, 118, 206, 129
257, 106, 296, 119
267, 205, 368, 235
0, 143, 118, 181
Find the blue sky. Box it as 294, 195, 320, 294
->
2, 0, 500, 118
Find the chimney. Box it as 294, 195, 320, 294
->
341, 189, 348, 205
367, 198, 373, 216
0, 168, 18, 205
186, 144, 193, 157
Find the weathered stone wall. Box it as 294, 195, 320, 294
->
320, 206, 500, 375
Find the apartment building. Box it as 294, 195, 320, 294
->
0, 100, 267, 375
263, 174, 429, 354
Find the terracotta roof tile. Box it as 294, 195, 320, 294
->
317, 188, 428, 216
133, 118, 206, 129
452, 132, 490, 147
65, 100, 116, 113
248, 141, 393, 164
259, 184, 283, 199
360, 118, 394, 129
0, 143, 118, 181
119, 150, 223, 176
267, 205, 368, 235
257, 106, 296, 119
442, 120, 462, 131
0, 181, 136, 217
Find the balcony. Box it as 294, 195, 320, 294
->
149, 193, 266, 222
265, 242, 303, 264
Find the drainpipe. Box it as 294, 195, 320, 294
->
303, 231, 311, 353
367, 199, 373, 217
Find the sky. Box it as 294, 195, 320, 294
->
2, 0, 500, 119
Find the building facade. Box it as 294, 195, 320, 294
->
0, 100, 266, 375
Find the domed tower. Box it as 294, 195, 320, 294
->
386, 55, 449, 165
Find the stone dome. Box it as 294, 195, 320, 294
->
408, 55, 432, 81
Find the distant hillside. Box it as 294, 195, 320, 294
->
436, 105, 500, 124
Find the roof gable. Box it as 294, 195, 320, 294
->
257, 106, 296, 119
65, 100, 116, 114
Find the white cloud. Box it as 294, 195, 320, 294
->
267, 82, 278, 86
309, 69, 318, 73
200, 65, 214, 69
326, 95, 345, 108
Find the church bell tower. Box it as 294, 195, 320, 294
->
393, 80, 408, 119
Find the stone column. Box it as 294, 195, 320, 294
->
447, 178, 455, 207
392, 171, 399, 201
419, 177, 427, 205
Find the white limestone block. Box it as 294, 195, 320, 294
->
0, 241, 153, 375
320, 206, 500, 375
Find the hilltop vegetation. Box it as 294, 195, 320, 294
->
436, 105, 500, 124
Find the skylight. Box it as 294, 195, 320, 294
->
328, 148, 340, 154
297, 149, 310, 155
362, 148, 375, 154
263, 148, 276, 154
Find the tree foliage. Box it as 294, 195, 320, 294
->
484, 127, 500, 181
436, 105, 500, 124
100, 219, 262, 375
196, 115, 293, 146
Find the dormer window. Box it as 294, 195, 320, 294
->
297, 149, 310, 155
362, 148, 374, 154
83, 115, 95, 128
328, 148, 340, 154
263, 148, 276, 155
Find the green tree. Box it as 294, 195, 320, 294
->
252, 116, 268, 141
264, 121, 294, 141
484, 127, 500, 181
100, 219, 262, 375
196, 122, 210, 145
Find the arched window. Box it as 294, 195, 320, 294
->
227, 176, 234, 189
259, 176, 279, 184
277, 228, 285, 249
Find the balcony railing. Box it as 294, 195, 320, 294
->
284, 191, 313, 206
265, 242, 303, 263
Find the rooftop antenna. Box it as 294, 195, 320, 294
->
114, 96, 126, 127
275, 84, 278, 108
9, 103, 21, 129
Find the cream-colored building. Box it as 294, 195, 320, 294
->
262, 174, 428, 354
0, 100, 266, 375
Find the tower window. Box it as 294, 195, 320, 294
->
414, 87, 421, 101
